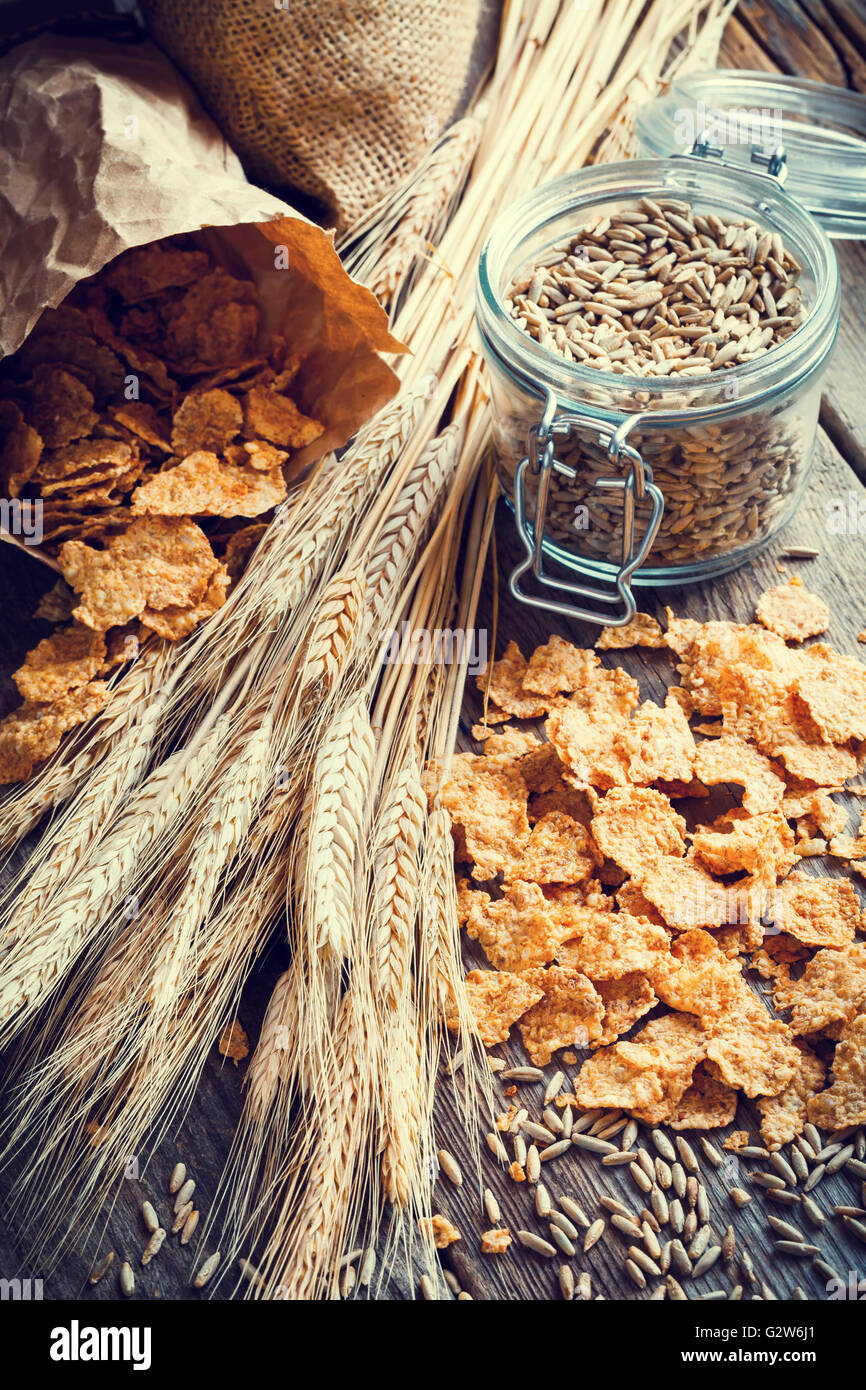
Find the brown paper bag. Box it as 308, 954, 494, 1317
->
0, 36, 403, 568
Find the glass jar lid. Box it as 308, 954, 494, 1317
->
636, 71, 866, 239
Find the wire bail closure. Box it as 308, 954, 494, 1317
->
509, 390, 664, 626
688, 130, 789, 183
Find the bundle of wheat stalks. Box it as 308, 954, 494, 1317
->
0, 0, 735, 1297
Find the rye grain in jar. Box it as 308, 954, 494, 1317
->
476, 157, 840, 614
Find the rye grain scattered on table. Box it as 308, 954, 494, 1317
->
88, 1251, 114, 1285
141, 1228, 166, 1266
192, 1252, 221, 1290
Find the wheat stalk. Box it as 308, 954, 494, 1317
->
342, 117, 482, 313
0, 723, 225, 1042
0, 644, 173, 854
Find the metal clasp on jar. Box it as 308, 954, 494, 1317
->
687, 130, 789, 183
510, 390, 664, 626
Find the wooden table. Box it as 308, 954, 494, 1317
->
1, 1, 865, 1301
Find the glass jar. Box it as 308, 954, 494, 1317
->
475, 73, 866, 624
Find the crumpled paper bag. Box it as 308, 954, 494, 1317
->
0, 35, 404, 565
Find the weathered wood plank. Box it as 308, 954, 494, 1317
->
428, 422, 866, 1302
797, 0, 866, 89
736, 0, 849, 83
823, 0, 866, 55
819, 242, 866, 484
719, 14, 781, 70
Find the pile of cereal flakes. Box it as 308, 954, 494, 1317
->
0, 239, 324, 785
441, 580, 866, 1145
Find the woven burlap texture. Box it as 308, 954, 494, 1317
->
142, 0, 491, 229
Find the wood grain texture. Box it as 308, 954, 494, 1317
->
432, 10, 866, 1303
737, 0, 848, 82
430, 426, 866, 1304
718, 14, 781, 70
797, 0, 866, 89
1, 5, 866, 1302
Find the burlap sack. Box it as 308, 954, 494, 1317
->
141, 0, 500, 229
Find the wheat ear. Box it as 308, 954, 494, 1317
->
379, 1005, 426, 1208
360, 422, 462, 641
341, 117, 481, 310
269, 384, 429, 620
49, 885, 174, 1088
244, 967, 299, 1125
0, 649, 178, 936
370, 757, 425, 1013
183, 388, 426, 701
208, 944, 342, 1286
2, 851, 290, 1269
417, 805, 466, 1015
298, 565, 366, 698
147, 713, 276, 1013
300, 696, 377, 963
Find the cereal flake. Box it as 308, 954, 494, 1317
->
518, 965, 605, 1065
448, 969, 544, 1048
756, 577, 830, 642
